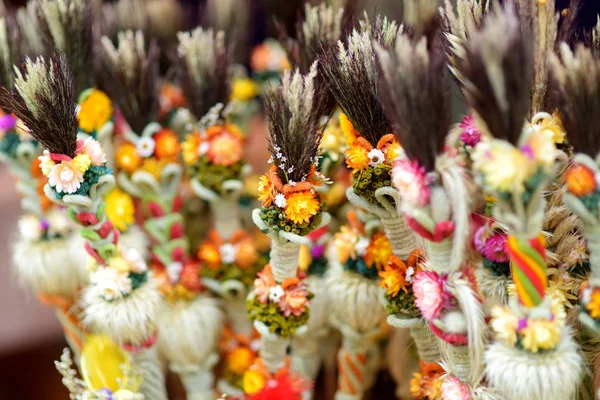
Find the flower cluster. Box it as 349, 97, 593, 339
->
346, 132, 400, 204
116, 128, 180, 178
242, 359, 309, 398
258, 165, 326, 235
379, 250, 424, 318
159, 83, 187, 120
19, 209, 74, 242
250, 39, 291, 82
220, 328, 259, 390
565, 163, 600, 217
154, 261, 203, 303
413, 268, 479, 345
409, 360, 444, 400
105, 189, 136, 232
490, 300, 565, 353
198, 230, 265, 287
40, 137, 110, 198
335, 212, 393, 279
182, 123, 246, 192
247, 265, 313, 338
88, 247, 148, 302
471, 123, 556, 198
77, 88, 113, 135
580, 282, 600, 328
473, 220, 510, 277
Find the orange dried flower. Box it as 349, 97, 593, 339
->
379, 255, 409, 297
154, 129, 180, 161
285, 190, 320, 224
364, 232, 393, 270
182, 132, 202, 165
116, 143, 141, 173
345, 144, 370, 170
566, 164, 597, 196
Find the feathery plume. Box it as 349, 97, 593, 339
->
320, 17, 401, 146
96, 30, 160, 134
36, 0, 94, 94
440, 0, 489, 41
0, 54, 78, 157
550, 43, 600, 157
453, 5, 533, 144
176, 28, 230, 119
376, 30, 451, 171
16, 2, 46, 56
0, 16, 22, 89
264, 62, 330, 183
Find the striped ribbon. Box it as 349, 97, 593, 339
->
337, 347, 367, 395
506, 235, 548, 307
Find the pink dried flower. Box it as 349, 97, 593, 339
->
459, 115, 481, 147
77, 137, 106, 166
441, 375, 472, 400
278, 283, 310, 317
392, 158, 431, 207
413, 270, 445, 320
473, 226, 509, 263
48, 160, 84, 194
254, 265, 276, 304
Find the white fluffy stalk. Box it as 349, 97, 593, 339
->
156, 294, 224, 400
14, 232, 89, 300
130, 347, 167, 400
485, 327, 583, 400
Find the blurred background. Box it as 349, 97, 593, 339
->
0, 0, 599, 398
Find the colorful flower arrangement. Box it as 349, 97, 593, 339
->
579, 282, 600, 329
565, 162, 600, 217
41, 137, 111, 199
18, 208, 74, 242
257, 163, 327, 237
250, 39, 291, 85
412, 268, 479, 346
241, 359, 309, 399
334, 211, 393, 278
489, 299, 565, 353
198, 230, 266, 288
247, 265, 313, 338
77, 88, 114, 136
345, 131, 400, 204
182, 122, 246, 193
409, 360, 444, 400
116, 127, 180, 179
471, 123, 556, 203
219, 327, 260, 391
379, 250, 424, 318
473, 220, 510, 277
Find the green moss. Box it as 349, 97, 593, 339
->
259, 205, 324, 237
344, 257, 379, 279
188, 156, 245, 193
385, 291, 420, 318
246, 296, 310, 339
352, 165, 392, 204
483, 258, 511, 277
129, 271, 148, 290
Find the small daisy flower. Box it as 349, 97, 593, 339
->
274, 193, 287, 208
198, 141, 210, 156
405, 266, 415, 283
166, 262, 183, 283
367, 149, 385, 167
355, 237, 370, 257
219, 243, 237, 264
268, 285, 285, 303
136, 137, 156, 158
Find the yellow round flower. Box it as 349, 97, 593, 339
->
365, 232, 393, 270
490, 306, 519, 346
231, 78, 259, 101
140, 158, 165, 180
106, 189, 135, 232
285, 190, 320, 224
257, 173, 276, 206
227, 347, 256, 375
520, 319, 561, 353
78, 89, 113, 133
345, 145, 370, 170
242, 369, 266, 395
116, 143, 142, 174
73, 154, 91, 172
182, 133, 202, 165
108, 257, 131, 273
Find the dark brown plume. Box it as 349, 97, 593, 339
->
454, 4, 533, 144
0, 53, 78, 157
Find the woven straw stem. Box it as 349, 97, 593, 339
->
270, 240, 300, 282
447, 345, 470, 382
211, 195, 241, 241
261, 335, 289, 373
225, 297, 253, 337
336, 346, 369, 399
426, 238, 453, 273
291, 334, 322, 388
382, 216, 416, 259
176, 368, 216, 400
587, 227, 600, 281
131, 347, 168, 400
410, 322, 440, 363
